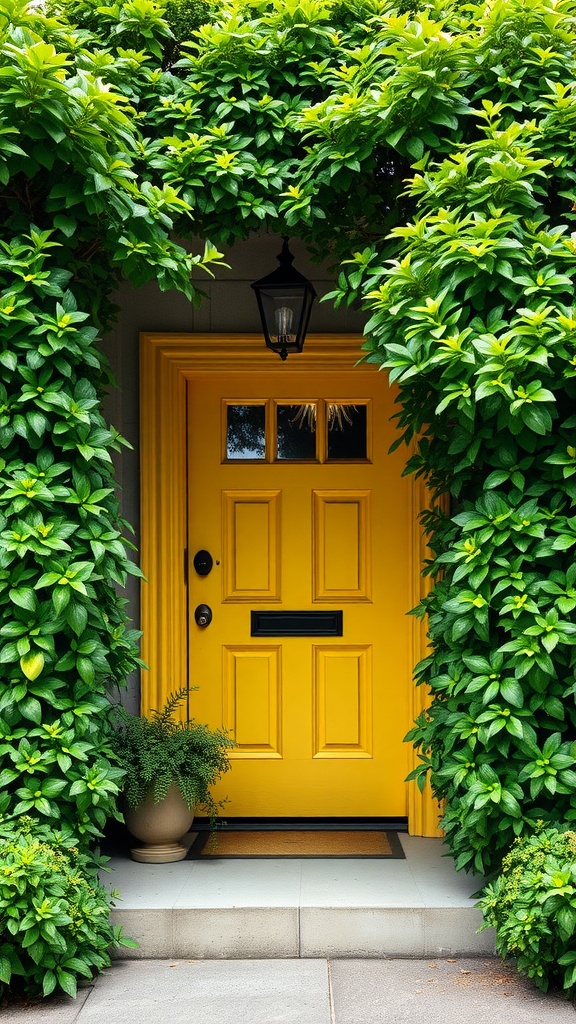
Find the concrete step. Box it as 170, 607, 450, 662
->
102, 835, 495, 959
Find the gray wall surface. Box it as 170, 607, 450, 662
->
101, 233, 367, 711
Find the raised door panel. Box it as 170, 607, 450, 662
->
223, 646, 282, 759
312, 490, 371, 601
222, 489, 281, 601
313, 646, 372, 759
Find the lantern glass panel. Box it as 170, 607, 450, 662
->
259, 287, 306, 350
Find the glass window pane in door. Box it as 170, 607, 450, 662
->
277, 403, 317, 460
226, 404, 266, 460
327, 404, 367, 460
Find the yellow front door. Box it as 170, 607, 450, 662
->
187, 370, 412, 817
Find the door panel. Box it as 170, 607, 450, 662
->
187, 372, 412, 817
313, 490, 371, 600
313, 645, 372, 757
222, 490, 281, 600
222, 645, 282, 757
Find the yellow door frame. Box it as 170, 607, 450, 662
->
139, 332, 442, 836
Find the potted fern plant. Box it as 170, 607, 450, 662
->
111, 688, 235, 863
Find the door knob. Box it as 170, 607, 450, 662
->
194, 604, 212, 627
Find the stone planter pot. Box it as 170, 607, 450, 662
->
123, 784, 195, 863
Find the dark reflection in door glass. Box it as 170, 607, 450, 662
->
226, 405, 266, 459
277, 404, 317, 460
327, 404, 367, 460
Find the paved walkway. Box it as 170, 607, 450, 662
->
6, 958, 576, 1023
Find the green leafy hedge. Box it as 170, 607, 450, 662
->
480, 826, 576, 993
354, 36, 576, 875
0, 817, 135, 1000
0, 0, 221, 847
0, 232, 138, 841
4, 0, 576, 895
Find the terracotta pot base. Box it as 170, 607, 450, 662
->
130, 841, 189, 863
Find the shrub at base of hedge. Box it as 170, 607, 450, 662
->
0, 818, 136, 1000
479, 825, 576, 994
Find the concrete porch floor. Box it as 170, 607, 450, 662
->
102, 834, 496, 959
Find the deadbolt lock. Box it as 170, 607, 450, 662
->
194, 604, 212, 627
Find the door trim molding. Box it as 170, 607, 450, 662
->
139, 332, 442, 836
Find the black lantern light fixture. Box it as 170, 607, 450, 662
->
251, 238, 317, 360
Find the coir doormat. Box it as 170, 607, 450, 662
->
186, 829, 405, 859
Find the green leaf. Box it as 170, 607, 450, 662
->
406, 136, 424, 160
18, 696, 42, 723
26, 412, 47, 436
43, 970, 57, 997
499, 790, 522, 818
559, 770, 576, 789
66, 602, 88, 637
41, 778, 66, 797
484, 470, 511, 489
53, 214, 78, 238
500, 680, 524, 707
553, 536, 576, 551
0, 351, 17, 371
77, 656, 95, 685
62, 956, 92, 977
522, 405, 552, 435
462, 655, 492, 674
557, 906, 576, 938
9, 588, 37, 612
20, 652, 45, 681
53, 585, 70, 615
0, 957, 12, 984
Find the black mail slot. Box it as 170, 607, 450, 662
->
251, 610, 343, 637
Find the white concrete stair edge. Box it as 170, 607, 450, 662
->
104, 835, 495, 959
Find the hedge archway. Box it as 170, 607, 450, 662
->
1, 0, 576, 882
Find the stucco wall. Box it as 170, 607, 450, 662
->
102, 234, 367, 711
